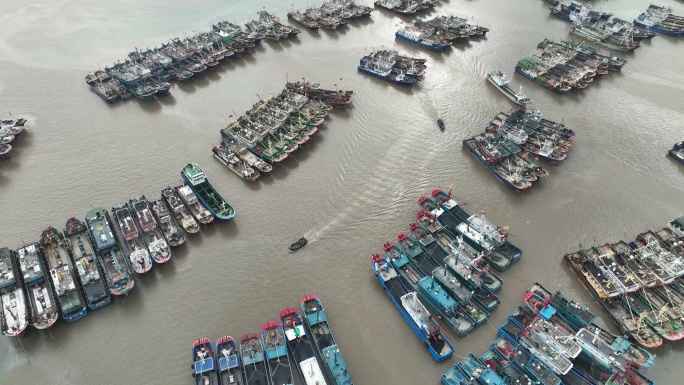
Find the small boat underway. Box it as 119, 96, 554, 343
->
112, 203, 153, 274
487, 70, 533, 106
261, 322, 296, 385
150, 198, 186, 247
301, 294, 354, 385
162, 187, 200, 234
216, 336, 245, 385
192, 338, 218, 385
17, 243, 59, 329
240, 333, 270, 385
0, 247, 29, 336
130, 195, 171, 264
289, 237, 308, 253
175, 184, 215, 225
181, 163, 236, 220
40, 226, 88, 322
64, 218, 112, 310
85, 208, 135, 296
437, 119, 445, 131
280, 308, 328, 385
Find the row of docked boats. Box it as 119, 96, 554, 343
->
634, 4, 684, 36
563, 216, 684, 348
669, 139, 684, 165
516, 38, 627, 94
357, 50, 425, 86
288, 0, 373, 31
85, 11, 299, 103
442, 281, 656, 384
0, 117, 28, 159
191, 294, 353, 385
549, 1, 613, 24
463, 107, 575, 191
214, 82, 352, 179
371, 188, 523, 359
394, 16, 489, 52
374, 0, 439, 15
0, 164, 233, 336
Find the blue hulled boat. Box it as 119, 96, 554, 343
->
240, 333, 269, 385
395, 29, 450, 51
456, 353, 506, 384
261, 322, 295, 385
371, 254, 455, 362
301, 294, 354, 385
357, 62, 417, 86
670, 140, 684, 165
523, 282, 594, 330
192, 338, 218, 385
279, 308, 328, 384
216, 336, 245, 385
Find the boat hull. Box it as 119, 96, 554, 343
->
357, 66, 415, 86
463, 140, 530, 191
515, 66, 569, 94
395, 32, 448, 51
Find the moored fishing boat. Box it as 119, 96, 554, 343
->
357, 62, 417, 86
175, 184, 215, 225
487, 71, 533, 106
576, 323, 656, 371
181, 163, 236, 220
261, 322, 295, 385
85, 208, 135, 295
463, 137, 533, 191
212, 144, 260, 181
40, 226, 88, 322
670, 142, 684, 165
17, 243, 59, 329
192, 338, 218, 385
301, 294, 354, 385
371, 254, 455, 361
222, 139, 273, 174
279, 307, 328, 384
0, 247, 29, 337
599, 297, 663, 349
150, 198, 186, 247
524, 282, 594, 330
240, 333, 270, 385
216, 336, 245, 385
395, 27, 450, 51
64, 218, 112, 310
112, 203, 153, 274
162, 187, 200, 234
130, 195, 171, 264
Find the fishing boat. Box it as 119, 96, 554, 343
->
462, 137, 533, 191
223, 141, 273, 174
301, 294, 354, 385
64, 218, 111, 310
162, 187, 200, 234
456, 352, 506, 385
85, 208, 135, 296
40, 227, 88, 322
130, 196, 171, 264
515, 57, 572, 94
357, 62, 417, 86
479, 347, 535, 385
599, 298, 663, 349
523, 282, 594, 330
371, 254, 455, 361
216, 336, 245, 385
491, 336, 561, 385
212, 144, 260, 181
149, 198, 186, 247
374, 0, 419, 15
395, 28, 451, 51
240, 333, 270, 385
261, 322, 295, 385
17, 243, 59, 329
175, 184, 215, 225
669, 141, 684, 165
192, 338, 218, 385
487, 71, 533, 106
576, 323, 656, 371
181, 163, 236, 220
437, 119, 445, 131
287, 11, 320, 30
89, 81, 120, 103
112, 203, 153, 274
289, 238, 308, 253
0, 247, 29, 337
279, 308, 328, 384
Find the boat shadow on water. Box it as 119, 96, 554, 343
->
210, 218, 240, 238
137, 99, 162, 113
175, 81, 198, 94
156, 94, 177, 107
263, 40, 285, 52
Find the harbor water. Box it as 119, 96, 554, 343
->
1, 0, 683, 383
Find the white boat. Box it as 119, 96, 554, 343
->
487, 71, 532, 106
0, 248, 29, 336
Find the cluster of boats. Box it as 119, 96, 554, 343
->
85, 12, 299, 103
669, 139, 684, 165
0, 117, 27, 159
395, 15, 489, 52
374, 0, 439, 15
634, 4, 684, 36
357, 50, 425, 86
0, 164, 234, 336
214, 82, 352, 179
564, 216, 684, 349
371, 188, 523, 360
288, 0, 373, 30
191, 294, 352, 385
516, 38, 627, 94
442, 281, 656, 385
464, 108, 575, 191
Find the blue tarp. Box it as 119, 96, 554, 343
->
219, 355, 239, 371
305, 310, 327, 326
194, 358, 215, 374
540, 305, 557, 321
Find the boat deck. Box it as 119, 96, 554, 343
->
17, 244, 44, 283
522, 332, 573, 375
433, 267, 473, 302
132, 200, 156, 230
576, 327, 628, 369
0, 248, 16, 290
532, 318, 581, 358
114, 207, 138, 239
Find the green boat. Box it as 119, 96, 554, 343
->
180, 164, 235, 221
